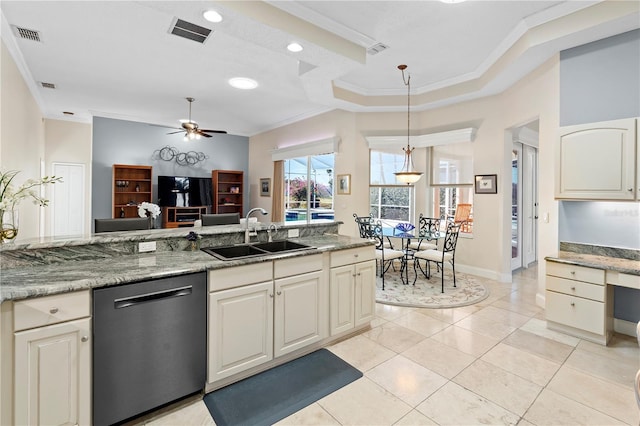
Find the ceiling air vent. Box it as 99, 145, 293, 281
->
40, 82, 56, 89
13, 26, 42, 42
367, 42, 389, 55
169, 18, 211, 44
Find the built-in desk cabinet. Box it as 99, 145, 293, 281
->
556, 118, 638, 200
12, 291, 91, 425
329, 247, 376, 336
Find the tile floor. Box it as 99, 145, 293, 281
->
138, 266, 640, 425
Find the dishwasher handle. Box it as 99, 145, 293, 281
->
114, 285, 193, 309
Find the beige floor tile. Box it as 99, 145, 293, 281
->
275, 403, 340, 425
402, 338, 476, 379
547, 366, 639, 425
145, 399, 215, 426
393, 409, 438, 425
576, 334, 640, 364
474, 305, 533, 328
370, 316, 389, 329
429, 324, 500, 357
416, 382, 520, 425
501, 329, 574, 364
489, 298, 541, 317
365, 321, 427, 353
519, 318, 581, 346
524, 389, 626, 425
366, 355, 447, 407
376, 303, 414, 321
453, 360, 542, 416
454, 312, 518, 340
328, 335, 396, 372
318, 377, 412, 426
480, 343, 561, 386
417, 304, 481, 324
564, 347, 638, 389
391, 311, 450, 337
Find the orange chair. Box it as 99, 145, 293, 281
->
451, 203, 472, 233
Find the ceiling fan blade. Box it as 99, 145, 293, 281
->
197, 131, 213, 138
167, 130, 185, 135
200, 129, 228, 134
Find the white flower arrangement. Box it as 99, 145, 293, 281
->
138, 202, 161, 219
0, 170, 62, 211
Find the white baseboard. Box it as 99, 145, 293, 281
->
455, 264, 510, 282
536, 292, 545, 309
613, 318, 638, 338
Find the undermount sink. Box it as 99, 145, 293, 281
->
201, 240, 314, 260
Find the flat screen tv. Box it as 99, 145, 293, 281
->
157, 176, 213, 207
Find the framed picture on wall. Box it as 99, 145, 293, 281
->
260, 178, 271, 196
475, 174, 497, 194
337, 174, 351, 195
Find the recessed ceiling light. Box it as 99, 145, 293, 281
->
203, 10, 222, 23
439, 0, 466, 3
229, 77, 258, 90
287, 42, 303, 53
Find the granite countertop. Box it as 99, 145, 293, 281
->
1, 234, 372, 303
545, 242, 640, 276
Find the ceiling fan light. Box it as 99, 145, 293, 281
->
195, 133, 201, 140
229, 77, 258, 90
183, 134, 188, 142
203, 10, 223, 23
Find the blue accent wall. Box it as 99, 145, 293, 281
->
559, 29, 640, 324
92, 117, 249, 225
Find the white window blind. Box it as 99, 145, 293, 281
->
271, 137, 339, 161
431, 142, 473, 185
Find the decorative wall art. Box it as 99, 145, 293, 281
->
337, 174, 351, 195
475, 174, 498, 194
153, 145, 209, 166
260, 178, 271, 196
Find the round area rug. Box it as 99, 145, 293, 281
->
376, 268, 489, 309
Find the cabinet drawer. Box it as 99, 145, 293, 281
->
546, 290, 605, 335
330, 247, 375, 268
209, 262, 273, 292
546, 276, 605, 302
606, 271, 640, 289
546, 261, 604, 285
274, 254, 323, 279
14, 290, 90, 332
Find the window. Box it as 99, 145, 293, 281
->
284, 154, 335, 223
430, 143, 473, 233
369, 150, 414, 224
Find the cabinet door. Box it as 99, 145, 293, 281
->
274, 271, 324, 357
355, 260, 376, 326
14, 317, 91, 426
208, 281, 273, 383
330, 265, 355, 336
556, 118, 636, 200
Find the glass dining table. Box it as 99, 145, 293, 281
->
381, 226, 444, 285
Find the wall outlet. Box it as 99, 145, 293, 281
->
138, 241, 157, 253
287, 228, 300, 238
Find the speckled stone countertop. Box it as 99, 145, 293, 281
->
545, 242, 640, 276
0, 234, 372, 303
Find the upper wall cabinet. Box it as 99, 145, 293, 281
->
556, 118, 638, 200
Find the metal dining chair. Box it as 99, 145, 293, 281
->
354, 216, 404, 290
408, 214, 441, 252
412, 222, 462, 293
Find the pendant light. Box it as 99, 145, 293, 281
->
394, 64, 423, 185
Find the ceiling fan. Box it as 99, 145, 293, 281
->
167, 97, 227, 140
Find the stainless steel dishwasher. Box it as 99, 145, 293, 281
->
92, 272, 207, 426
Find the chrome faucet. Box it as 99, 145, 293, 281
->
245, 208, 268, 243
267, 223, 278, 242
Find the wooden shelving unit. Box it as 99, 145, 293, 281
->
162, 206, 208, 228
212, 170, 244, 215
112, 164, 152, 219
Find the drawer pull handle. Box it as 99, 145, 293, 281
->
277, 291, 282, 296
570, 271, 575, 275
570, 286, 576, 291
81, 336, 89, 343
49, 307, 59, 314
269, 293, 274, 298
570, 302, 575, 307
354, 254, 359, 258
352, 274, 357, 277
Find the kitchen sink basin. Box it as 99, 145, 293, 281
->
201, 240, 314, 260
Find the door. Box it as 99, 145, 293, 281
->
208, 281, 274, 382
274, 271, 323, 357
52, 163, 85, 237
354, 260, 376, 326
329, 265, 355, 336
14, 318, 91, 426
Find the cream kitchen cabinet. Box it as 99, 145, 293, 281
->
208, 254, 325, 383
329, 247, 376, 336
13, 290, 91, 426
545, 261, 612, 345
556, 117, 638, 200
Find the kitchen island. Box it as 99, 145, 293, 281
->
0, 221, 376, 425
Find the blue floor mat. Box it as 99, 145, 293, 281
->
203, 348, 362, 426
